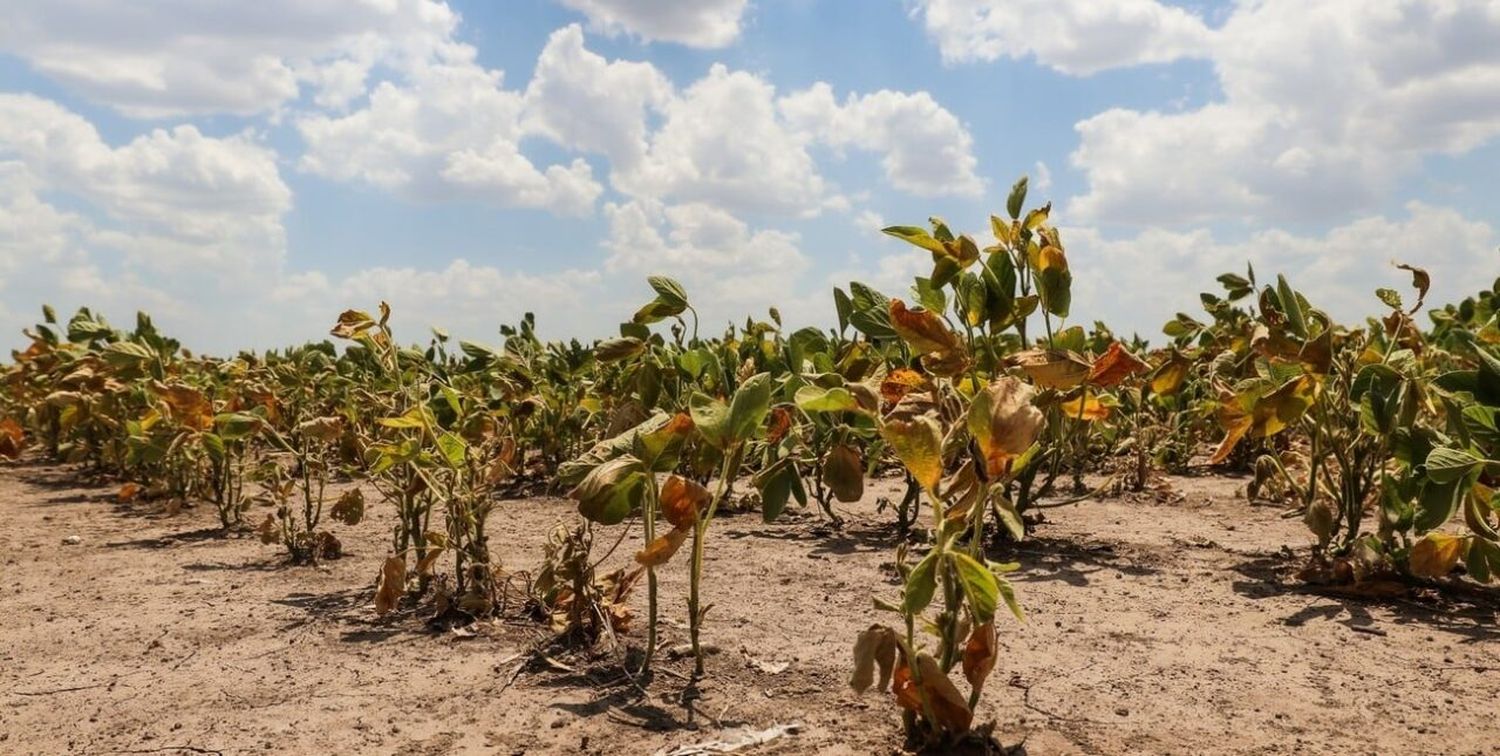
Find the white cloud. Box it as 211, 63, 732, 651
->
272, 260, 604, 341
1067, 0, 1500, 226
613, 64, 831, 216
780, 83, 985, 198
915, 0, 1212, 74
296, 42, 604, 217
557, 0, 749, 48
603, 199, 810, 324
0, 0, 461, 118
522, 24, 674, 166
1065, 202, 1500, 337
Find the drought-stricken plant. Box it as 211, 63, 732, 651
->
852, 376, 1038, 749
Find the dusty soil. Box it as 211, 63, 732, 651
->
1, 457, 1497, 756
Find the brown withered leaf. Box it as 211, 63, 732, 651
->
962, 622, 998, 696
889, 299, 961, 355
157, 384, 214, 431
634, 527, 691, 567
0, 417, 24, 459
880, 368, 932, 409
850, 624, 898, 693
330, 488, 364, 525
765, 406, 793, 445
968, 378, 1044, 478
256, 514, 279, 545
660, 475, 709, 530
1088, 342, 1148, 388
315, 531, 342, 560
1012, 349, 1089, 390
374, 556, 407, 615
893, 653, 973, 733
117, 482, 142, 504
823, 443, 864, 503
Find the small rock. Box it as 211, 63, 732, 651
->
1115, 707, 1129, 717
61, 535, 83, 545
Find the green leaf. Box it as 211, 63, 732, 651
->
1425, 447, 1484, 484
1006, 175, 1028, 220
903, 550, 940, 614
649, 276, 689, 309
1415, 478, 1465, 532
1276, 275, 1307, 338
950, 552, 999, 623
795, 384, 861, 414
883, 226, 947, 255
214, 412, 262, 441
726, 373, 773, 444
435, 432, 467, 468
570, 456, 647, 526
689, 393, 732, 450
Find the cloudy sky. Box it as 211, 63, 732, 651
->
1, 0, 1497, 353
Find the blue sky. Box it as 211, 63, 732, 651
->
1, 0, 1497, 353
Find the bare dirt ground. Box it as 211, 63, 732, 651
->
2, 457, 1497, 756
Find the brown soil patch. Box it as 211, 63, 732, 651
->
2, 460, 1497, 755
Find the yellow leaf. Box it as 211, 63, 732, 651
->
881, 415, 944, 492
1409, 533, 1467, 578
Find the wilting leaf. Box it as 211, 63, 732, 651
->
882, 226, 948, 255
1249, 375, 1319, 439
754, 459, 805, 523
157, 384, 214, 432
1013, 349, 1089, 390
823, 444, 864, 503
1408, 532, 1466, 578
330, 309, 376, 339
570, 456, 647, 526
635, 527, 690, 567
117, 482, 142, 504
660, 474, 710, 529
889, 300, 960, 356
881, 415, 944, 492
330, 488, 365, 525
962, 622, 998, 697
968, 378, 1044, 478
850, 624, 899, 693
1396, 262, 1430, 312
374, 556, 407, 615
596, 336, 646, 363
633, 412, 695, 472
689, 393, 732, 449
1088, 342, 1148, 388
1006, 176, 1028, 220
1034, 245, 1072, 318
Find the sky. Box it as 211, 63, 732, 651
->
0, 0, 1497, 354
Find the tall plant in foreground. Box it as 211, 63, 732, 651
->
853, 376, 1038, 748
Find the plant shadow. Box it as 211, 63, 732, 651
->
1001, 537, 1162, 587
1230, 552, 1500, 644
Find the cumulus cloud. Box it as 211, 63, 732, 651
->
557, 0, 750, 48
780, 83, 985, 198
296, 36, 604, 217
1064, 202, 1500, 337
0, 0, 461, 118
1067, 0, 1500, 226
915, 0, 1213, 74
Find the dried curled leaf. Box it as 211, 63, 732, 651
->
1088, 342, 1148, 388
823, 444, 864, 503
962, 621, 998, 696
850, 624, 898, 693
256, 514, 279, 545
660, 474, 710, 529
330, 488, 364, 525
889, 299, 961, 356
374, 556, 407, 615
635, 527, 690, 567
0, 417, 25, 459
117, 482, 142, 504
894, 653, 973, 733
1013, 349, 1089, 390
968, 378, 1044, 478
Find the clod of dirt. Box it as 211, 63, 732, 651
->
61, 535, 82, 545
